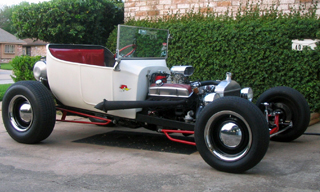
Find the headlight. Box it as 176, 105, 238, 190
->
204, 93, 220, 105
33, 61, 47, 81
240, 87, 253, 101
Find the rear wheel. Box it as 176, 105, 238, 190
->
195, 97, 269, 173
256, 86, 310, 142
2, 81, 56, 144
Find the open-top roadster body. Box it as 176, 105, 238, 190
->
2, 25, 310, 173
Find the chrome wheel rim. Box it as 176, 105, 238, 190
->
204, 111, 252, 161
8, 95, 33, 132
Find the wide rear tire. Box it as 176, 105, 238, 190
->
2, 81, 56, 144
195, 97, 269, 173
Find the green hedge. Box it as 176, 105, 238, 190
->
10, 55, 41, 82
107, 5, 320, 112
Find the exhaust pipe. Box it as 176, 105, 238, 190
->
95, 99, 186, 112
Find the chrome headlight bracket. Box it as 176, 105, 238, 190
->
240, 87, 253, 101
33, 61, 47, 81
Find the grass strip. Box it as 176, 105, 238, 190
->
0, 84, 12, 101
0, 63, 13, 70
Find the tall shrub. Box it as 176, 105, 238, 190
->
10, 56, 41, 82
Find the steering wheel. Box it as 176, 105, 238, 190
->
116, 44, 136, 58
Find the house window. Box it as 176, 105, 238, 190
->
26, 46, 31, 56
5, 45, 15, 53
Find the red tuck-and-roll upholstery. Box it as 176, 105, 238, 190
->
48, 44, 115, 67
49, 48, 105, 66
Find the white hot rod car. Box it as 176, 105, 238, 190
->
2, 25, 310, 173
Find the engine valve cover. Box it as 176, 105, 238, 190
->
149, 83, 192, 98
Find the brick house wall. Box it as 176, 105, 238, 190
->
0, 44, 24, 63
0, 58, 11, 63
22, 39, 48, 57
17, 45, 23, 56
30, 46, 46, 57
0, 28, 27, 63
22, 45, 47, 57
124, 0, 319, 20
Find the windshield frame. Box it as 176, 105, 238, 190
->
116, 25, 169, 60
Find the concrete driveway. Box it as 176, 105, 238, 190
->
0, 113, 319, 191
0, 69, 14, 84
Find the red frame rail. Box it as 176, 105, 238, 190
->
56, 107, 112, 126
55, 108, 279, 146
160, 129, 196, 146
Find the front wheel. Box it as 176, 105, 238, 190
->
2, 81, 56, 144
256, 86, 310, 142
195, 97, 269, 173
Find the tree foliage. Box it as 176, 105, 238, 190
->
12, 0, 124, 45
0, 2, 30, 34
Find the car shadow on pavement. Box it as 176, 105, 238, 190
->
73, 130, 197, 155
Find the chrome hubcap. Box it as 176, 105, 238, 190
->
19, 102, 32, 123
204, 111, 252, 161
8, 95, 33, 132
219, 122, 242, 148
